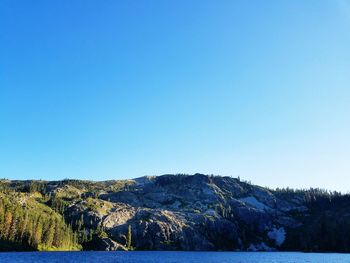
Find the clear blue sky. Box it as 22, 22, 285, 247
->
1, 1, 350, 191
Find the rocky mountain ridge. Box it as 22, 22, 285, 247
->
1, 174, 349, 252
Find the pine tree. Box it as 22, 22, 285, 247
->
33, 218, 43, 247
2, 211, 13, 239
43, 219, 55, 248
126, 225, 132, 250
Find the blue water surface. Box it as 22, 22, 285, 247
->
0, 251, 349, 263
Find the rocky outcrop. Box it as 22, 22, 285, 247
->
84, 237, 127, 251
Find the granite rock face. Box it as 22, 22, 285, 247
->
60, 174, 308, 251
84, 237, 127, 251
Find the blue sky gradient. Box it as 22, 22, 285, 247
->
1, 1, 350, 191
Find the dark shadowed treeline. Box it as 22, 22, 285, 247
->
281, 193, 350, 252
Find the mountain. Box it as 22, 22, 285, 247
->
1, 174, 349, 252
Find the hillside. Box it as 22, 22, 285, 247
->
0, 190, 80, 251
1, 174, 350, 252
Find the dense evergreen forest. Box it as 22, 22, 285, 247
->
0, 189, 80, 251
1, 175, 350, 252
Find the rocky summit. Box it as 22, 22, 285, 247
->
1, 174, 350, 252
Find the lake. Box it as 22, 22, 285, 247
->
0, 251, 350, 263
